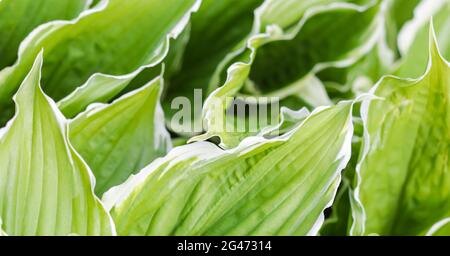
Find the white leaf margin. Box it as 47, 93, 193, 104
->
426, 217, 450, 236
103, 101, 355, 236
0, 52, 117, 236
197, 0, 386, 147
58, 0, 203, 113
0, 0, 202, 116
349, 22, 450, 236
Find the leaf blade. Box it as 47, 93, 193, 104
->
104, 102, 354, 236
0, 0, 89, 69
0, 53, 115, 236
69, 76, 171, 196
351, 25, 450, 236
0, 0, 201, 122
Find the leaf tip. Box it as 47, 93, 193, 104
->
428, 18, 446, 66
15, 50, 45, 102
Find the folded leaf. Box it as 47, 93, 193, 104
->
262, 0, 422, 99
0, 0, 89, 69
0, 0, 201, 123
103, 102, 354, 236
247, 0, 379, 95
0, 53, 115, 236
163, 0, 264, 125
197, 0, 379, 148
69, 76, 171, 196
351, 26, 450, 236
318, 0, 439, 102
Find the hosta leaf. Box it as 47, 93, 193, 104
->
69, 76, 171, 196
115, 26, 192, 99
320, 181, 352, 236
257, 0, 336, 29
426, 218, 450, 236
226, 0, 379, 95
396, 0, 450, 78
321, 135, 362, 235
163, 0, 264, 125
103, 102, 354, 236
258, 107, 310, 138
317, 41, 393, 101
0, 0, 89, 69
90, 0, 102, 7
197, 0, 379, 148
286, 0, 422, 102
318, 0, 437, 101
0, 0, 201, 123
383, 0, 421, 56
0, 53, 114, 236
351, 26, 450, 236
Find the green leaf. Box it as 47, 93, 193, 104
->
383, 0, 422, 56
69, 76, 171, 196
229, 0, 380, 96
321, 134, 362, 236
0, 53, 115, 236
318, 0, 432, 101
255, 0, 378, 31
317, 42, 393, 101
426, 217, 450, 236
0, 0, 201, 122
103, 102, 354, 236
396, 0, 450, 78
163, 0, 264, 126
351, 25, 450, 236
320, 181, 352, 236
0, 0, 89, 69
197, 0, 380, 148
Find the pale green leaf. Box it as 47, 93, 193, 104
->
396, 0, 450, 78
0, 0, 201, 122
351, 26, 450, 236
0, 53, 115, 236
197, 0, 379, 148
103, 102, 354, 236
69, 76, 171, 196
